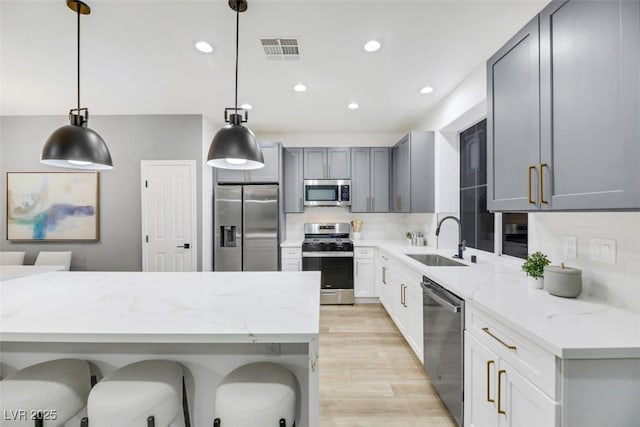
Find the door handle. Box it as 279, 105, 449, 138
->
382, 266, 386, 284
177, 243, 190, 249
402, 285, 408, 307
528, 166, 536, 204
539, 163, 549, 205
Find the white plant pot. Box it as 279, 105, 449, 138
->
528, 276, 544, 289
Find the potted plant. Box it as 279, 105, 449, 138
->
405, 232, 413, 245
522, 251, 551, 289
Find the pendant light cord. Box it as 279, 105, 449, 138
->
77, 5, 81, 112
234, 0, 239, 114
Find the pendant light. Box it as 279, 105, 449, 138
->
207, 0, 264, 170
41, 0, 113, 170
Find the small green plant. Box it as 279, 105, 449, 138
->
521, 251, 551, 279
405, 232, 412, 240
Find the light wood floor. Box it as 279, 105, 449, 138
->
319, 304, 457, 427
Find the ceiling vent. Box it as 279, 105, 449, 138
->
260, 38, 300, 61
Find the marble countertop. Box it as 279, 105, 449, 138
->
355, 240, 640, 359
0, 265, 66, 280
0, 271, 321, 344
281, 239, 303, 248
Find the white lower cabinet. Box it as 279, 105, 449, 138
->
464, 332, 557, 427
281, 247, 301, 271
386, 259, 423, 362
376, 252, 393, 313
354, 247, 376, 298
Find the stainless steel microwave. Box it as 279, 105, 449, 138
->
303, 180, 351, 207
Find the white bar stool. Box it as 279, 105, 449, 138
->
86, 360, 187, 427
214, 362, 298, 427
0, 358, 92, 427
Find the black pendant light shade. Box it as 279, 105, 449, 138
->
41, 0, 113, 170
207, 0, 264, 170
41, 114, 113, 170
207, 113, 264, 169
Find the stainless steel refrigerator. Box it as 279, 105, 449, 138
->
214, 184, 279, 271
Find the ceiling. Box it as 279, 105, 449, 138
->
0, 0, 548, 133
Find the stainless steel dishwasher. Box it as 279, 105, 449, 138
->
422, 275, 464, 427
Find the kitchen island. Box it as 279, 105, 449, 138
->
0, 271, 321, 426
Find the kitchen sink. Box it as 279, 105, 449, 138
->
405, 254, 467, 267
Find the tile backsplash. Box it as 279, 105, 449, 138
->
529, 212, 640, 313
285, 207, 434, 243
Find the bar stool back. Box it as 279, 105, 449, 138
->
86, 360, 187, 427
214, 362, 298, 427
0, 358, 92, 427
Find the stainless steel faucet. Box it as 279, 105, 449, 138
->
435, 216, 466, 259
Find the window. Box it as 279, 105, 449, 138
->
459, 119, 528, 259
459, 119, 494, 252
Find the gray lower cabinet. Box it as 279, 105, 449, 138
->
284, 147, 304, 213
303, 147, 351, 179
391, 132, 434, 213
216, 142, 281, 183
350, 147, 390, 213
488, 0, 640, 211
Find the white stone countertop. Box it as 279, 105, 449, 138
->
281, 239, 303, 248
0, 271, 321, 344
0, 265, 66, 280
355, 239, 640, 359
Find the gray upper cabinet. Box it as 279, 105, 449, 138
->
350, 147, 390, 213
391, 132, 435, 213
350, 148, 370, 212
303, 147, 351, 179
284, 148, 304, 213
487, 15, 541, 211
217, 142, 281, 183
539, 0, 639, 210
327, 148, 351, 179
250, 142, 280, 183
370, 148, 390, 212
488, 0, 640, 211
303, 148, 327, 179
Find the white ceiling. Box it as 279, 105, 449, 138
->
0, 0, 548, 133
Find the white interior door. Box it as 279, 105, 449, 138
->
141, 160, 197, 272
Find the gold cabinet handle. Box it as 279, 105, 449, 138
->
400, 284, 405, 305
539, 163, 548, 204
382, 266, 386, 284
487, 360, 495, 403
528, 165, 536, 204
498, 369, 507, 415
482, 327, 517, 350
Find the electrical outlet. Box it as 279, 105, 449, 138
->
563, 235, 577, 258
589, 238, 616, 264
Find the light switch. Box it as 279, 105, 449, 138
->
589, 238, 616, 264
563, 235, 577, 258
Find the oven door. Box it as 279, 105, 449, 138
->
304, 181, 340, 206
302, 252, 354, 304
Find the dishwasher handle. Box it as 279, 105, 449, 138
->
422, 282, 462, 313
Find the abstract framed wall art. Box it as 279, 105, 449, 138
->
6, 172, 99, 241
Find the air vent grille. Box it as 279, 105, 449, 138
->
260, 38, 300, 61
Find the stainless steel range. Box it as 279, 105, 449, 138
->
301, 223, 354, 305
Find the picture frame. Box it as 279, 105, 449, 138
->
6, 172, 100, 241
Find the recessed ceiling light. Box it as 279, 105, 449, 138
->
240, 103, 253, 110
347, 102, 359, 110
195, 41, 213, 53
364, 40, 381, 52
419, 86, 434, 94
294, 83, 307, 92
